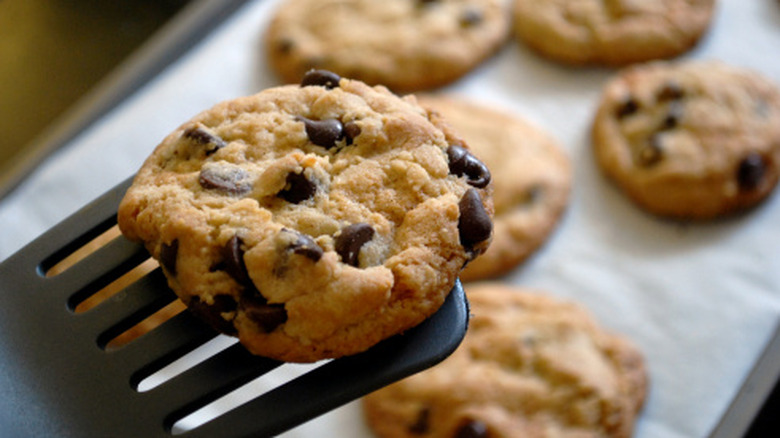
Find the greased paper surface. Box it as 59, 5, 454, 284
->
1, 1, 779, 436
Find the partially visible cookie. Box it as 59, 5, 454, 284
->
418, 95, 571, 281
593, 60, 780, 220
513, 0, 716, 66
363, 283, 648, 438
265, 0, 511, 93
118, 71, 494, 362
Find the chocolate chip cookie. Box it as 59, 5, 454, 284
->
418, 95, 571, 281
117, 71, 493, 362
593, 60, 780, 220
265, 0, 511, 93
363, 283, 648, 438
513, 0, 716, 66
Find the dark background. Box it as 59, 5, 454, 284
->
0, 0, 190, 171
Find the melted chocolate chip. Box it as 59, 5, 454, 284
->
660, 100, 684, 130
454, 419, 490, 438
615, 96, 639, 119
221, 235, 250, 285
459, 8, 483, 27
241, 284, 268, 305
245, 304, 288, 333
297, 116, 345, 149
737, 152, 766, 191
301, 69, 341, 89
238, 286, 286, 332
657, 81, 685, 101
458, 189, 492, 249
408, 407, 430, 435
289, 232, 324, 262
278, 171, 317, 203
199, 165, 251, 194
160, 239, 179, 275
335, 223, 375, 267
343, 121, 361, 145
637, 135, 664, 167
183, 126, 227, 155
447, 145, 491, 188
188, 295, 238, 335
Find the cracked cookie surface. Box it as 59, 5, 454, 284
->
593, 60, 780, 219
265, 0, 511, 93
418, 95, 571, 281
513, 0, 715, 66
118, 72, 493, 362
363, 283, 647, 438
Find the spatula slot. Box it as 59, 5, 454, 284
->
169, 361, 320, 435
62, 237, 153, 314
136, 335, 238, 392
75, 257, 158, 313
93, 269, 182, 348
39, 217, 119, 277
126, 311, 221, 389
106, 298, 186, 350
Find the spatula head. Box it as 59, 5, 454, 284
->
0, 177, 469, 437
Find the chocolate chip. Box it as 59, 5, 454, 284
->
737, 152, 766, 191
238, 286, 287, 332
459, 8, 483, 27
276, 37, 295, 54
522, 184, 544, 207
454, 419, 490, 438
188, 295, 238, 335
637, 135, 664, 167
343, 121, 361, 145
408, 407, 430, 435
289, 232, 324, 262
447, 145, 491, 188
199, 164, 251, 195
660, 100, 684, 130
221, 235, 251, 285
335, 223, 375, 267
183, 126, 227, 155
278, 171, 316, 203
245, 304, 287, 333
657, 81, 685, 101
301, 69, 341, 89
160, 239, 179, 275
615, 96, 639, 119
297, 116, 345, 149
241, 284, 268, 306
458, 189, 492, 249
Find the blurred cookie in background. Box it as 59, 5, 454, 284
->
513, 0, 716, 66
265, 0, 511, 93
592, 60, 780, 220
363, 283, 648, 438
418, 95, 571, 281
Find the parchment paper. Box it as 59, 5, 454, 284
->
1, 1, 779, 436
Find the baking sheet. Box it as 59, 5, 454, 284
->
1, 0, 779, 436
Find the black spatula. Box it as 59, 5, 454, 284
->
0, 177, 469, 437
